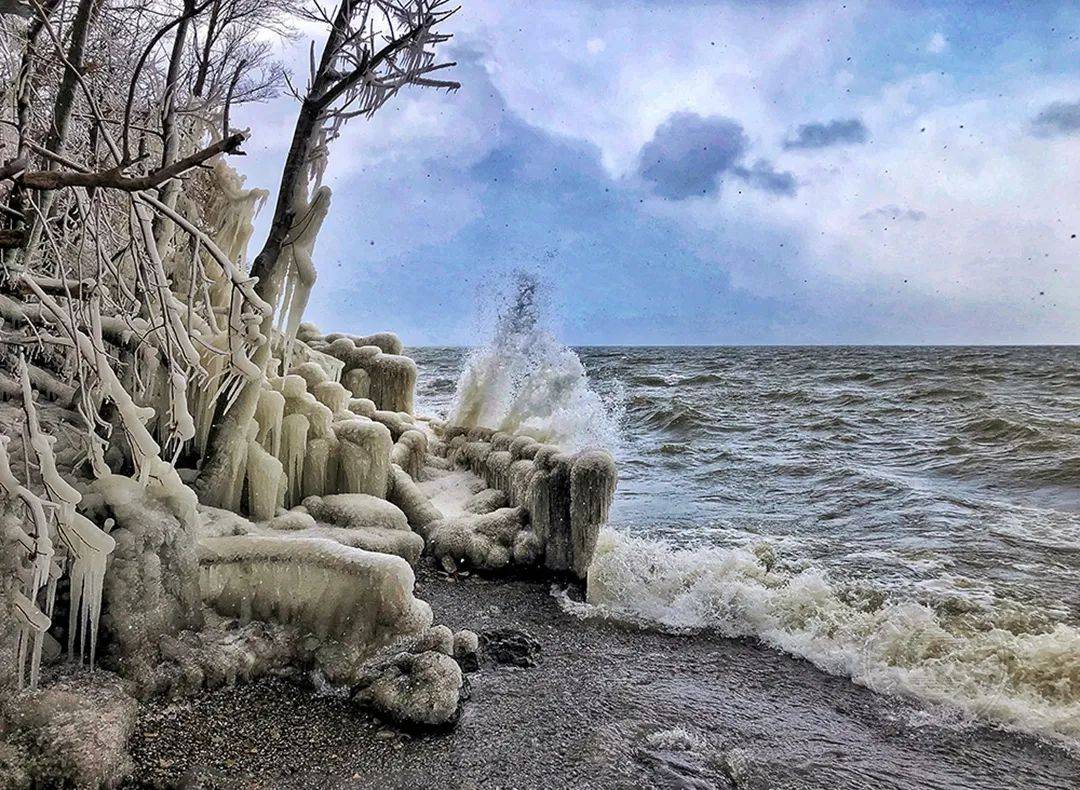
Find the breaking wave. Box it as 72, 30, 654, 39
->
565, 529, 1080, 752
447, 272, 620, 451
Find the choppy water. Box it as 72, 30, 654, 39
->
410, 343, 1080, 753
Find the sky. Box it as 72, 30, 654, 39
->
233, 0, 1080, 346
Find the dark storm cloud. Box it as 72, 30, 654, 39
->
637, 112, 748, 199
1031, 100, 1080, 137
637, 112, 795, 199
783, 118, 869, 150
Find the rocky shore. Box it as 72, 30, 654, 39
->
124, 563, 1079, 790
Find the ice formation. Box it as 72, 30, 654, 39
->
2, 140, 621, 790
419, 425, 617, 578
198, 535, 432, 651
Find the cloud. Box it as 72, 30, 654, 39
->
1031, 100, 1080, 137
637, 112, 795, 199
783, 118, 869, 150
637, 112, 748, 199
733, 160, 797, 196
925, 32, 947, 54
859, 205, 927, 222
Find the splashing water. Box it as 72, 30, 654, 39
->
447, 273, 619, 451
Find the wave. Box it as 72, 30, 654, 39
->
564, 530, 1080, 752
634, 400, 714, 434
961, 416, 1045, 443
446, 272, 620, 451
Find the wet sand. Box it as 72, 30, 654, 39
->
127, 567, 1079, 789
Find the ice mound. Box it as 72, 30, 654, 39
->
198, 535, 432, 657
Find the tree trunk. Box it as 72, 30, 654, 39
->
151, 12, 193, 256
23, 0, 98, 260
195, 99, 321, 508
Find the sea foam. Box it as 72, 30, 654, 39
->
566, 528, 1080, 752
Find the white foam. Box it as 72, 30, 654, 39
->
568, 529, 1080, 752
447, 273, 619, 451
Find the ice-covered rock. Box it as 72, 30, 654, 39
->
3, 670, 138, 788
426, 507, 528, 572
453, 629, 480, 672
352, 650, 463, 730
386, 464, 443, 534
84, 474, 202, 690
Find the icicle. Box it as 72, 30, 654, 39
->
13, 590, 50, 690
169, 370, 197, 444
246, 436, 285, 522
302, 437, 332, 499
58, 512, 116, 668
16, 360, 117, 667
255, 388, 286, 458
280, 414, 309, 507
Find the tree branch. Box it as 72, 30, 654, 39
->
18, 132, 248, 192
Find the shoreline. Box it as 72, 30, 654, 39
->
126, 564, 1078, 790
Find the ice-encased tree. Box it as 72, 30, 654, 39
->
0, 0, 289, 688
0, 0, 458, 689
196, 0, 459, 507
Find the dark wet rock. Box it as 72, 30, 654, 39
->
480, 628, 541, 668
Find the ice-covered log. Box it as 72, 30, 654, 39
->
313, 380, 351, 417
387, 464, 443, 535
293, 361, 329, 391
296, 322, 324, 344
302, 493, 410, 532
278, 525, 423, 565
530, 448, 574, 573
334, 419, 392, 497
352, 332, 404, 356
371, 410, 415, 441
507, 459, 536, 507
483, 449, 513, 491
464, 488, 508, 515
509, 436, 541, 460
198, 536, 432, 651
343, 367, 371, 399
459, 441, 492, 476
348, 397, 376, 418
433, 423, 617, 581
